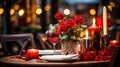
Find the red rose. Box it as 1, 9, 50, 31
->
96, 16, 103, 26
66, 18, 75, 28
55, 26, 61, 35
96, 16, 113, 27
82, 51, 96, 61
74, 15, 84, 25
107, 18, 113, 27
58, 21, 68, 33
94, 55, 104, 61
98, 49, 105, 56
54, 11, 64, 20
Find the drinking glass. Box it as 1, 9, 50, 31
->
47, 33, 60, 55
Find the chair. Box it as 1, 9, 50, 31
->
36, 33, 52, 49
108, 45, 120, 67
0, 33, 36, 56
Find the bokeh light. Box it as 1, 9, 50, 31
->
89, 9, 96, 15
26, 17, 31, 23
108, 5, 112, 11
13, 4, 20, 10
45, 5, 51, 11
18, 9, 25, 16
110, 1, 115, 7
0, 8, 4, 15
64, 8, 70, 15
36, 8, 42, 15
10, 9, 15, 15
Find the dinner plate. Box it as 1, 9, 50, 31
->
39, 50, 61, 55
41, 54, 79, 61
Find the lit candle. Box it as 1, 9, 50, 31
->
103, 6, 108, 35
110, 40, 119, 47
27, 49, 39, 59
88, 18, 100, 31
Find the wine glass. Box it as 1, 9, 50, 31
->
47, 33, 60, 55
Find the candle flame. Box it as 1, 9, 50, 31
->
112, 40, 118, 43
92, 18, 96, 27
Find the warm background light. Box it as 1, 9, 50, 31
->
45, 5, 51, 11
64, 8, 70, 15
108, 6, 112, 11
89, 9, 96, 15
26, 17, 31, 23
10, 9, 15, 15
0, 8, 4, 15
110, 1, 115, 7
18, 9, 25, 16
36, 8, 42, 15
13, 4, 20, 10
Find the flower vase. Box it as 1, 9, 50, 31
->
61, 41, 78, 55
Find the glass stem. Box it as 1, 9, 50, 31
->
53, 43, 56, 55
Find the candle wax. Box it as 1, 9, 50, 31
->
88, 26, 100, 32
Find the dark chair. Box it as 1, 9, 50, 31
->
0, 33, 36, 56
36, 33, 52, 49
108, 45, 120, 67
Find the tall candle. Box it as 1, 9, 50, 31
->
103, 6, 107, 35
88, 18, 100, 31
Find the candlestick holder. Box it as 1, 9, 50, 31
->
91, 31, 100, 51
82, 36, 92, 52
101, 35, 109, 52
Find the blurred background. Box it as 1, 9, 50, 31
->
0, 0, 119, 34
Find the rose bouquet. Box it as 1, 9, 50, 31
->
46, 11, 87, 43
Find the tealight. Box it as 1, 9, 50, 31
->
110, 40, 119, 47
27, 49, 39, 59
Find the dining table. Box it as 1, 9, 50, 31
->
0, 55, 110, 67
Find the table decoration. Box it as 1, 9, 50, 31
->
47, 32, 60, 55
88, 18, 100, 50
15, 49, 40, 61
110, 40, 119, 47
46, 11, 87, 55
41, 54, 79, 61
82, 29, 92, 52
96, 17, 112, 50
80, 47, 114, 61
27, 49, 39, 59
38, 50, 61, 55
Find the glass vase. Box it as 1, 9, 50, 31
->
61, 41, 78, 55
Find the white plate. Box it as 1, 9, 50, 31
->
41, 54, 79, 61
39, 50, 61, 55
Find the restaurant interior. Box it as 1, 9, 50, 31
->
0, 0, 120, 67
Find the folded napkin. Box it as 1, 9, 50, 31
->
41, 54, 79, 61
39, 50, 61, 55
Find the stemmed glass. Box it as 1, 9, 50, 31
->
47, 33, 60, 55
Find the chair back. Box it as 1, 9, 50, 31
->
37, 33, 52, 49
0, 33, 36, 56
